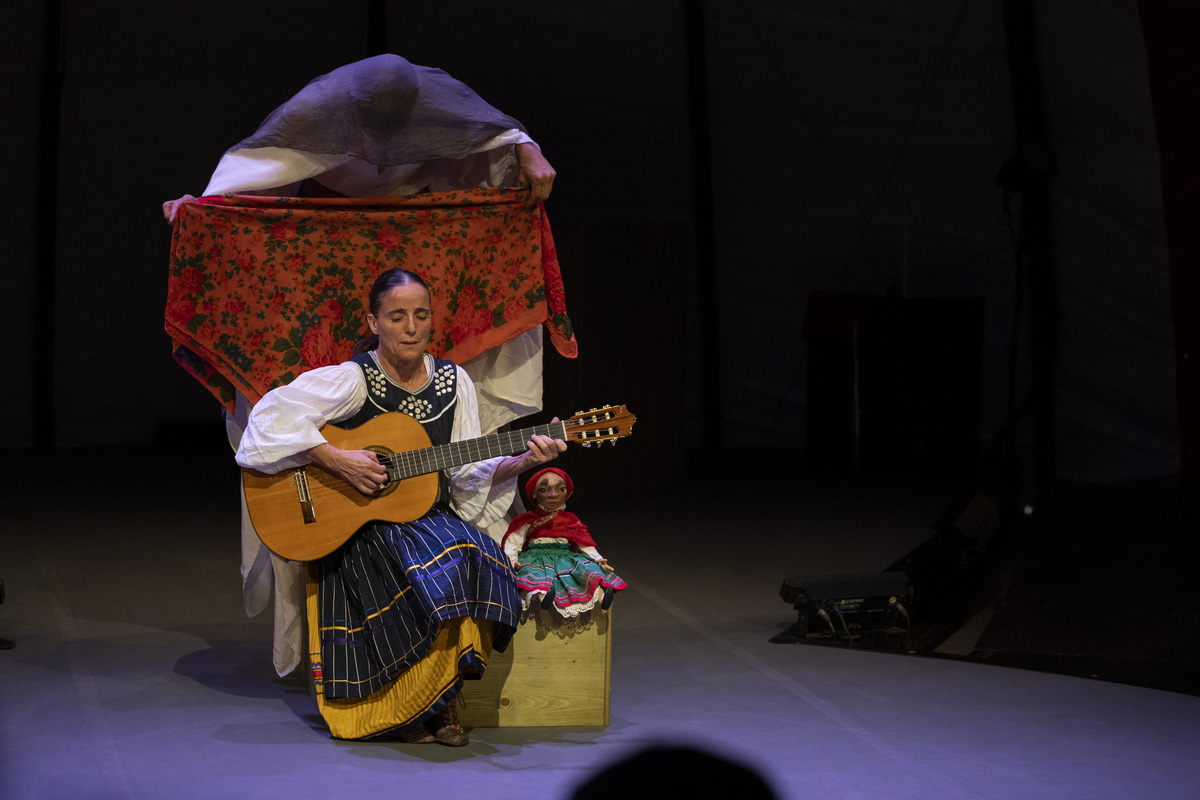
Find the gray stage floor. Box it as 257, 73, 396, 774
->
3, 444, 1198, 799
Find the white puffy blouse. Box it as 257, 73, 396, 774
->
235, 353, 519, 533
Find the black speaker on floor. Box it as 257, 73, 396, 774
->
771, 572, 912, 646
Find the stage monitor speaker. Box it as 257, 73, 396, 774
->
773, 572, 912, 644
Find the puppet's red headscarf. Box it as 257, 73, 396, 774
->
524, 467, 573, 503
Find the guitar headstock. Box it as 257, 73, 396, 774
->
561, 405, 636, 447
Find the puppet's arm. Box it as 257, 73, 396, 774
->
503, 525, 530, 567
578, 545, 613, 570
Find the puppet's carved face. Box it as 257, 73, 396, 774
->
535, 473, 570, 512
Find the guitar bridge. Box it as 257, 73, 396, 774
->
294, 469, 316, 524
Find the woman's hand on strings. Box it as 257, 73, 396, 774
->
522, 426, 568, 468
492, 418, 567, 485
306, 443, 389, 495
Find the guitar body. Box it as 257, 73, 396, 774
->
243, 413, 440, 562
242, 403, 636, 563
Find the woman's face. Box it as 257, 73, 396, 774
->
368, 282, 432, 367
535, 473, 570, 511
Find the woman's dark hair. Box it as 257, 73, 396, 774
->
353, 268, 430, 354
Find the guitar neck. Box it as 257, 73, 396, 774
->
383, 420, 567, 480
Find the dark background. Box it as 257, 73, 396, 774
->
2, 1, 1196, 498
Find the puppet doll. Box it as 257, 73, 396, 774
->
502, 467, 626, 617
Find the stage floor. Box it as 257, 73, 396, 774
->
2, 443, 1198, 799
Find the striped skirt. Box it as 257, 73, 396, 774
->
311, 503, 519, 737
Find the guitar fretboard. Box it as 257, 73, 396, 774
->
382, 421, 568, 480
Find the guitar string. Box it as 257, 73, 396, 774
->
375, 414, 623, 477
379, 421, 568, 476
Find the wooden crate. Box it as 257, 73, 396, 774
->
459, 607, 612, 727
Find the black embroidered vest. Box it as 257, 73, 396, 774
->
340, 352, 460, 447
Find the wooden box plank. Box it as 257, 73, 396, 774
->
460, 608, 612, 727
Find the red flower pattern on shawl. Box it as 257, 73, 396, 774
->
164, 189, 577, 412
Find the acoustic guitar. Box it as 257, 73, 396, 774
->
242, 404, 636, 561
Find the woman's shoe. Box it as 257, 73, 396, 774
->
395, 724, 435, 744
431, 700, 469, 746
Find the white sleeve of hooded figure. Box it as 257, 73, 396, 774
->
462, 326, 543, 435
202, 147, 353, 196
205, 129, 533, 198
446, 365, 519, 538
234, 362, 367, 472
225, 388, 316, 680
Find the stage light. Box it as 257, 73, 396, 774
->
772, 572, 912, 645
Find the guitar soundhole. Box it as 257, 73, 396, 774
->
366, 445, 399, 497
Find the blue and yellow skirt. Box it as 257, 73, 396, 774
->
307, 504, 519, 739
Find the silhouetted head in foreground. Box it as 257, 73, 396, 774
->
570, 745, 779, 800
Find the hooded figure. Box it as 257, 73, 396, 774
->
169, 54, 558, 680
202, 54, 537, 197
